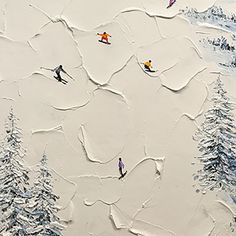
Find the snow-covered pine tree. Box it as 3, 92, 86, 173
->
194, 77, 236, 193
28, 153, 64, 235
0, 109, 32, 235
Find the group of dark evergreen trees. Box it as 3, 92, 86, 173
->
0, 109, 64, 235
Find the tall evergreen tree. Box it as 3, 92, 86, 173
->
0, 109, 32, 235
28, 153, 64, 235
194, 78, 236, 193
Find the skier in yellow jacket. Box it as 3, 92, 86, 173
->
144, 60, 153, 72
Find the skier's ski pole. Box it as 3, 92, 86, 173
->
65, 72, 75, 81
40, 67, 54, 72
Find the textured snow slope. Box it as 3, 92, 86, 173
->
0, 0, 236, 235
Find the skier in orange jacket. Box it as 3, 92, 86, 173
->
97, 32, 111, 44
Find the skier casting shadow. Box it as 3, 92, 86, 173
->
118, 158, 127, 180
53, 65, 67, 84
143, 60, 157, 73
41, 65, 74, 85
97, 32, 112, 45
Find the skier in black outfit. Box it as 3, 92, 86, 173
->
53, 65, 67, 83
40, 65, 74, 84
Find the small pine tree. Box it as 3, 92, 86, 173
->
194, 78, 236, 193
28, 153, 64, 235
0, 109, 32, 235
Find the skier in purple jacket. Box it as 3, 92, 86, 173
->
167, 0, 176, 8
118, 158, 124, 176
